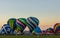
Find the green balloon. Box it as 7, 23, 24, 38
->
7, 18, 16, 31
16, 18, 28, 32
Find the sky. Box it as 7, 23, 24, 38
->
0, 0, 60, 30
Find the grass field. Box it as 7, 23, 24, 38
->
0, 35, 60, 38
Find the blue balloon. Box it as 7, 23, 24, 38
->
0, 24, 14, 34
33, 27, 41, 33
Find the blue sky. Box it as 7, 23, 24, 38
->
0, 0, 60, 30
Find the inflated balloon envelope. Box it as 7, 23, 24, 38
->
27, 17, 39, 33
54, 23, 60, 33
32, 26, 41, 35
15, 18, 28, 34
46, 28, 54, 34
7, 18, 16, 31
0, 24, 14, 34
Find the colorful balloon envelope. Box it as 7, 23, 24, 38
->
54, 23, 60, 33
7, 18, 16, 31
46, 28, 54, 33
0, 24, 14, 34
55, 26, 60, 33
16, 18, 28, 32
27, 17, 39, 32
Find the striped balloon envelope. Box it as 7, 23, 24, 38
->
16, 18, 28, 32
0, 24, 14, 34
7, 18, 16, 31
27, 17, 39, 32
54, 23, 60, 33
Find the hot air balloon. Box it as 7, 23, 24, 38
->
7, 18, 16, 31
32, 26, 41, 35
46, 28, 54, 34
16, 18, 28, 34
0, 24, 14, 34
54, 23, 60, 34
27, 17, 39, 33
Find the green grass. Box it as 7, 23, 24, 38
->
0, 35, 60, 38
